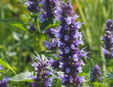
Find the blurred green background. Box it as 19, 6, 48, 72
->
0, 0, 113, 87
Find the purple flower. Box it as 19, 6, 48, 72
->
28, 22, 37, 32
0, 77, 9, 87
57, 1, 87, 86
32, 54, 52, 87
102, 19, 113, 59
45, 39, 58, 52
44, 28, 56, 38
0, 64, 3, 70
91, 65, 102, 82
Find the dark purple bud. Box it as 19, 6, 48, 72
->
25, 0, 40, 13
51, 60, 60, 69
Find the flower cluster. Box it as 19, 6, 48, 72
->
0, 77, 9, 87
91, 65, 102, 82
57, 1, 87, 86
102, 19, 113, 59
32, 54, 52, 87
40, 0, 57, 23
25, 0, 41, 13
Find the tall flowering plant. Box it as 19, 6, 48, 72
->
2, 0, 109, 87
56, 1, 87, 87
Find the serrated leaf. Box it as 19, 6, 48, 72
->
0, 58, 16, 74
40, 18, 60, 31
40, 18, 53, 31
10, 71, 33, 82
44, 22, 59, 31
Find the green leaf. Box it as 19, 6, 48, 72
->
52, 78, 62, 87
40, 18, 53, 31
11, 23, 27, 32
0, 58, 16, 74
92, 82, 104, 87
0, 70, 6, 73
10, 71, 33, 82
44, 22, 60, 31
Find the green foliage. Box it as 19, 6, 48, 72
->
10, 71, 33, 82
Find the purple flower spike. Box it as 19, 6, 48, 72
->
32, 54, 52, 87
102, 19, 113, 59
0, 77, 10, 87
57, 1, 87, 86
91, 65, 102, 82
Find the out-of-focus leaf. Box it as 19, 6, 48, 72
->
0, 18, 20, 23
11, 23, 27, 31
0, 45, 6, 50
102, 71, 113, 82
12, 32, 20, 41
0, 58, 16, 74
10, 71, 33, 82
92, 82, 105, 87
